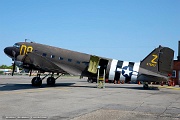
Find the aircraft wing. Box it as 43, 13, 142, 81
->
21, 52, 83, 75
21, 52, 67, 73
54, 63, 83, 75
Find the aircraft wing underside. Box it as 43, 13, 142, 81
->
22, 52, 66, 73
54, 63, 83, 76
22, 52, 83, 75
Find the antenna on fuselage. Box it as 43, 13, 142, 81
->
25, 39, 35, 43
25, 39, 29, 42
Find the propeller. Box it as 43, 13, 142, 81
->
29, 69, 32, 76
12, 62, 16, 76
11, 50, 30, 76
12, 50, 16, 76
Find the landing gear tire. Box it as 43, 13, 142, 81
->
87, 79, 93, 83
31, 77, 42, 86
143, 84, 149, 89
47, 77, 56, 86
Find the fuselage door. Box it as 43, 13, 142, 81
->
88, 56, 100, 74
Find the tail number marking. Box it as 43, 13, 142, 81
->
146, 54, 158, 67
151, 55, 158, 64
20, 45, 33, 55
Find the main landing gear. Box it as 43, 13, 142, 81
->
31, 72, 62, 87
143, 82, 149, 89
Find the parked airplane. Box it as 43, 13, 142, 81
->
4, 41, 174, 88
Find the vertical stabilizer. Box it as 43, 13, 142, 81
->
140, 46, 174, 75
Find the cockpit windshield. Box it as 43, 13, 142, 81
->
13, 43, 20, 48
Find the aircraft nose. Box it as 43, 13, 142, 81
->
4, 47, 10, 55
4, 47, 14, 58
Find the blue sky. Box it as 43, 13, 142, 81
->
0, 0, 180, 66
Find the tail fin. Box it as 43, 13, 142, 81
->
140, 46, 174, 75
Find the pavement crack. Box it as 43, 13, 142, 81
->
157, 102, 173, 118
132, 102, 144, 111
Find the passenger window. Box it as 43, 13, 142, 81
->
59, 57, 63, 60
82, 62, 89, 66
51, 55, 55, 58
42, 53, 47, 57
76, 61, 80, 64
68, 59, 72, 62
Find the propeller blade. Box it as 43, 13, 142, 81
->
12, 62, 15, 76
12, 50, 16, 76
29, 69, 32, 76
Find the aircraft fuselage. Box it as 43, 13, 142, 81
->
4, 41, 174, 87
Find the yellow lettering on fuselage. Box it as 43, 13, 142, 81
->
20, 45, 33, 55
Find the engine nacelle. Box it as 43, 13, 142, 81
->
14, 55, 25, 68
108, 59, 140, 83
15, 61, 23, 68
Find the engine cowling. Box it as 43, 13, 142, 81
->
14, 55, 25, 67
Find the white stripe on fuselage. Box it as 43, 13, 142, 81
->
131, 62, 140, 82
108, 59, 118, 80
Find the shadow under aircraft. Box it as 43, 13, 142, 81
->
0, 83, 76, 91
4, 40, 174, 89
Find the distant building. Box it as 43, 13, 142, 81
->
170, 41, 180, 85
171, 60, 180, 85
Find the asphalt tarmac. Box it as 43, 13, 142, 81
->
0, 75, 180, 120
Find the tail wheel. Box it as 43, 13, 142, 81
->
143, 84, 149, 89
32, 77, 42, 86
47, 77, 56, 86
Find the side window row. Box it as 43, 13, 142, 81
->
42, 53, 81, 64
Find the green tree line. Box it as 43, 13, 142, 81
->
0, 65, 13, 69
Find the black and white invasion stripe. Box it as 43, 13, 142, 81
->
108, 59, 140, 82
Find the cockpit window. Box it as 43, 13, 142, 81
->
13, 43, 20, 48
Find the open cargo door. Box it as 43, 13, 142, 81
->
88, 56, 100, 74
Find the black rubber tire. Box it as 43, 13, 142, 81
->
143, 84, 149, 89
31, 77, 42, 86
47, 77, 56, 86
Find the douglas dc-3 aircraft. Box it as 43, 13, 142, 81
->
4, 41, 174, 88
